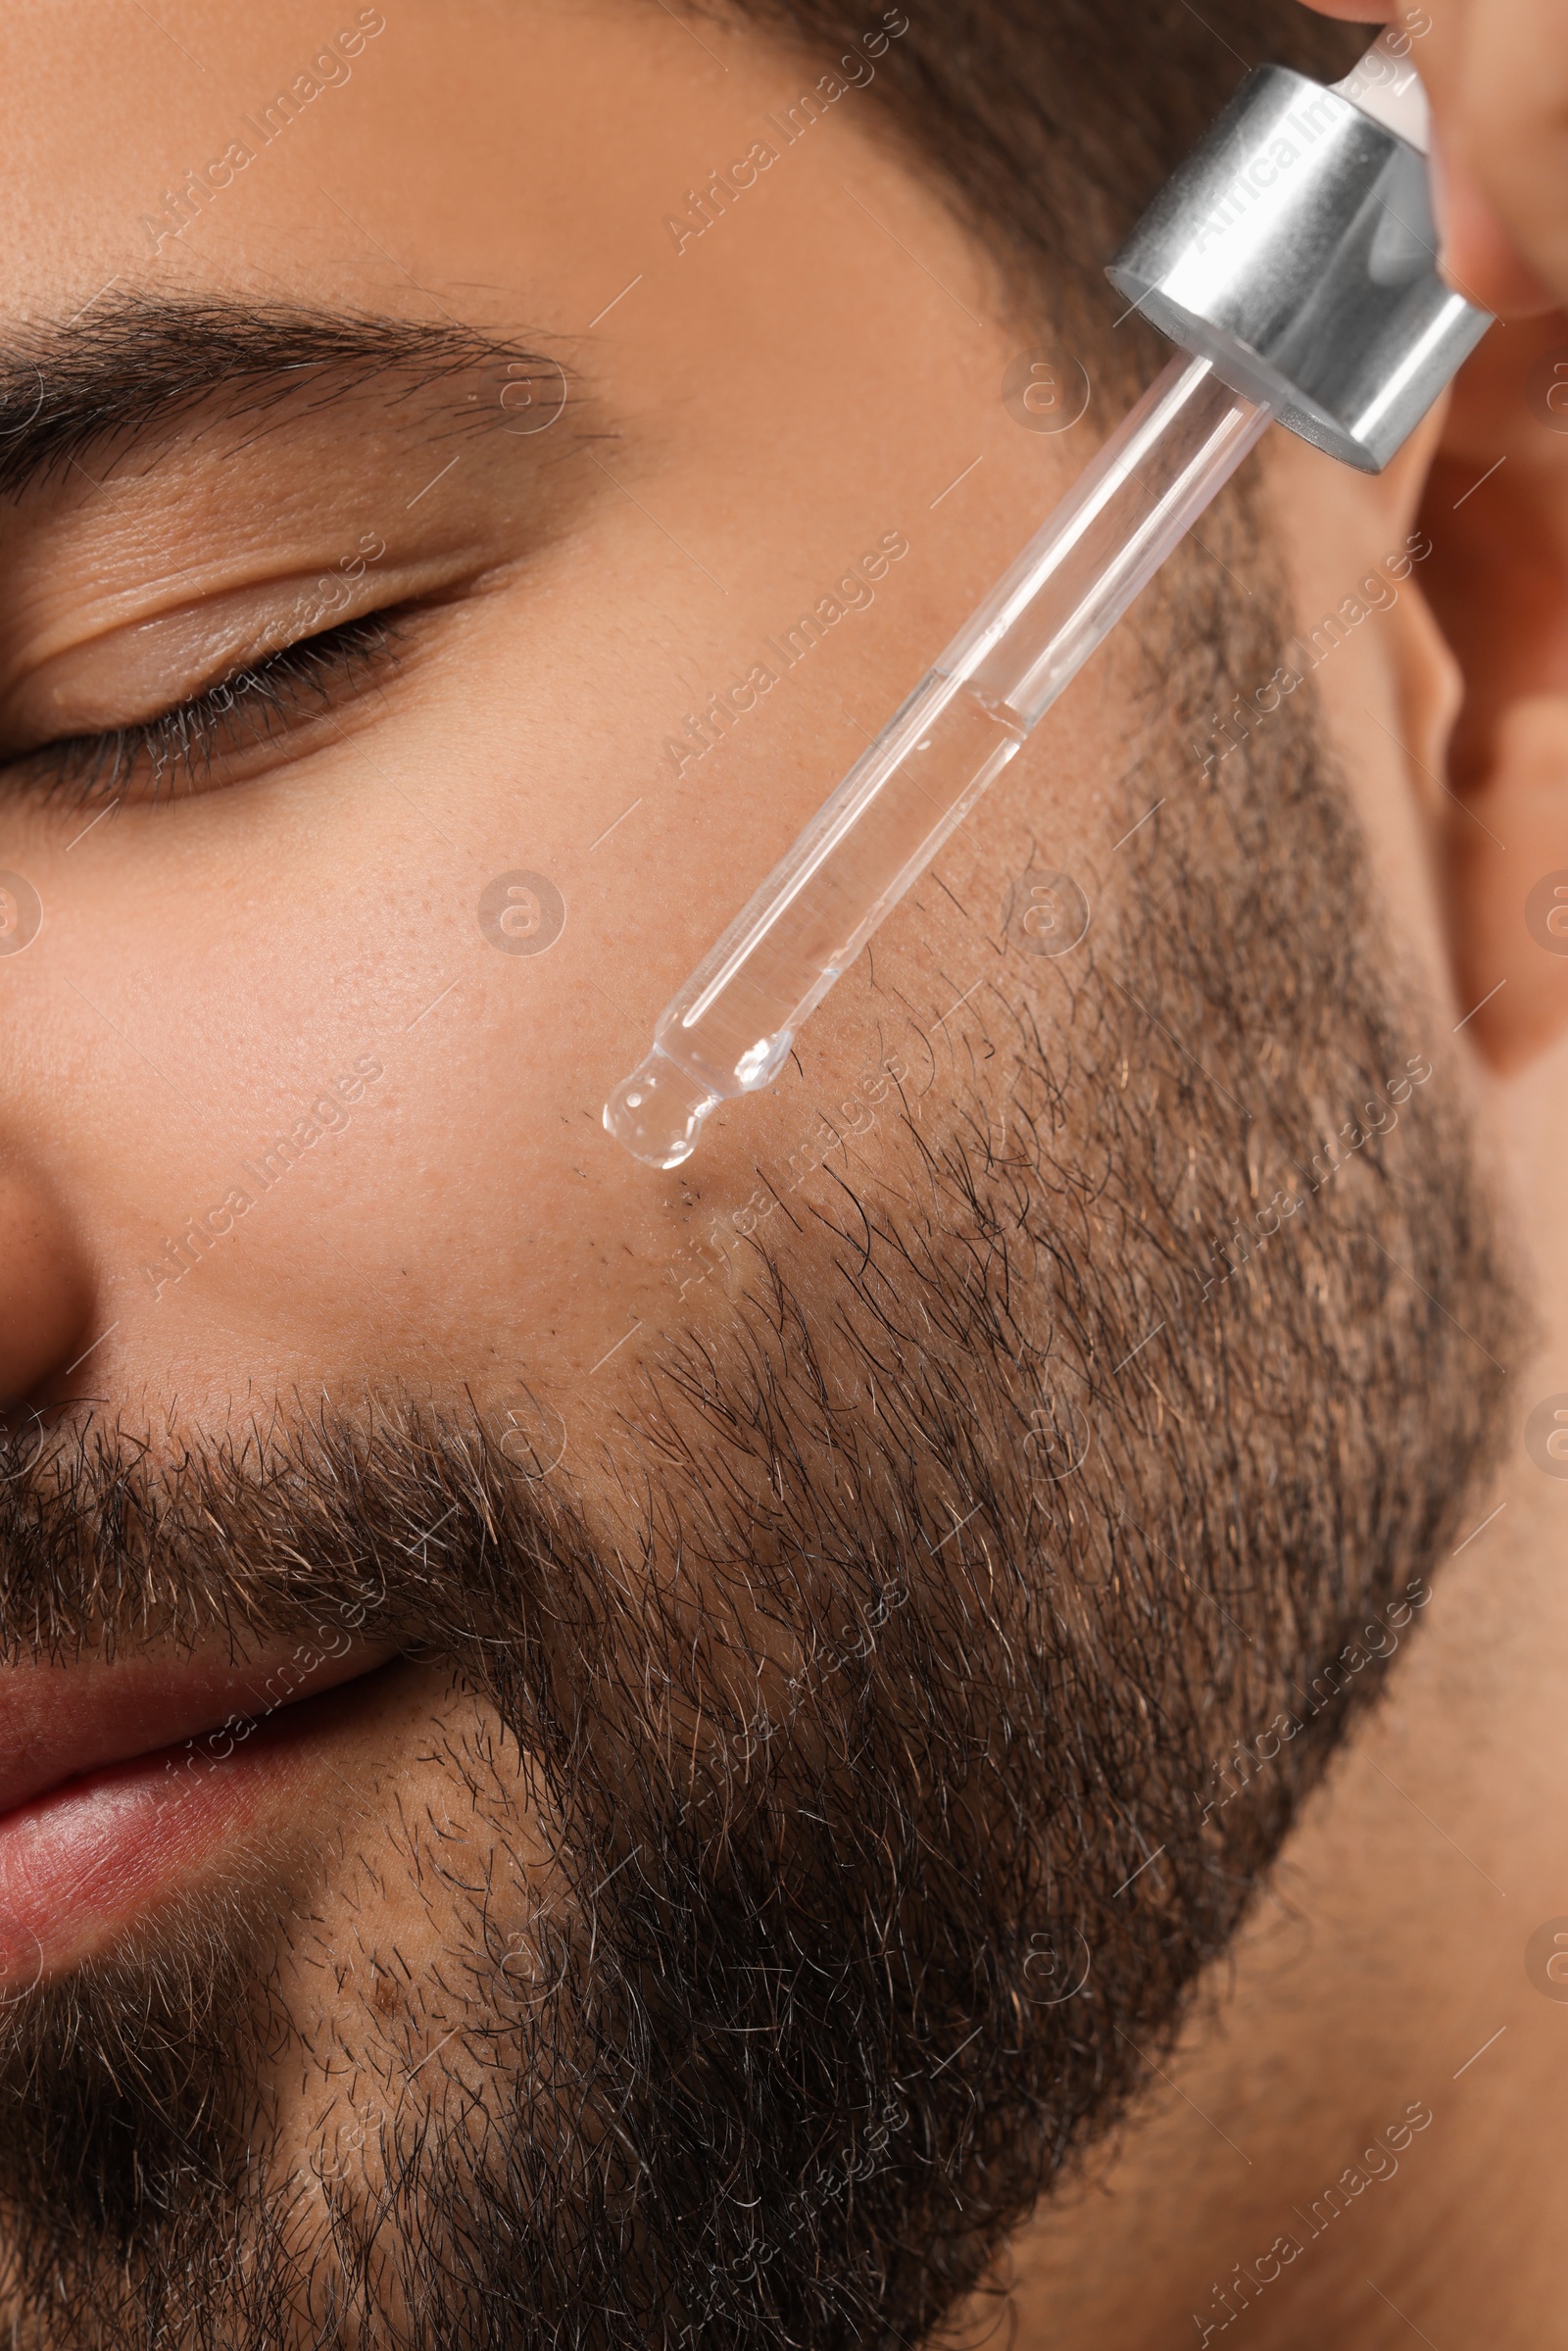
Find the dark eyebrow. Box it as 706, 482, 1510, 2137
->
0, 293, 575, 501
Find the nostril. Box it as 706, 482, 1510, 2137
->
0, 1165, 94, 1410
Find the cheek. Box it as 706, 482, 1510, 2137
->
42, 566, 886, 1421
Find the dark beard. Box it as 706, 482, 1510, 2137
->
0, 528, 1518, 2350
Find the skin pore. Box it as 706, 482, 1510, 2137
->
0, 1, 1563, 2346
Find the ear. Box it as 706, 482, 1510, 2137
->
1417, 310, 1568, 1075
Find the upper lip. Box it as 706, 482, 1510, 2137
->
0, 1636, 396, 1819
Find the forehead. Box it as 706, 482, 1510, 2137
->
10, 2, 683, 276
0, 4, 927, 408
0, 0, 991, 654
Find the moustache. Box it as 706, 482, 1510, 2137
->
0, 1397, 577, 1673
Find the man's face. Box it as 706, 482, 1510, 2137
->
0, 3, 1520, 2344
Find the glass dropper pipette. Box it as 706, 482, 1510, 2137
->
604, 355, 1267, 1168
604, 32, 1489, 1170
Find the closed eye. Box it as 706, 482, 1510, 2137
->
5, 606, 405, 810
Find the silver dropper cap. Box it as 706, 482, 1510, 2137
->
1105, 40, 1491, 472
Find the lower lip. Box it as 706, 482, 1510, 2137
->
0, 1668, 390, 1993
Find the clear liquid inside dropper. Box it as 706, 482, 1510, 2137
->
605, 353, 1272, 1169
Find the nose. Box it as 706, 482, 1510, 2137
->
0, 1156, 92, 1407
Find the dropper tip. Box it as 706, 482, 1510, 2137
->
603, 1049, 719, 1169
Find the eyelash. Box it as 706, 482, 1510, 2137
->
16, 608, 402, 809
